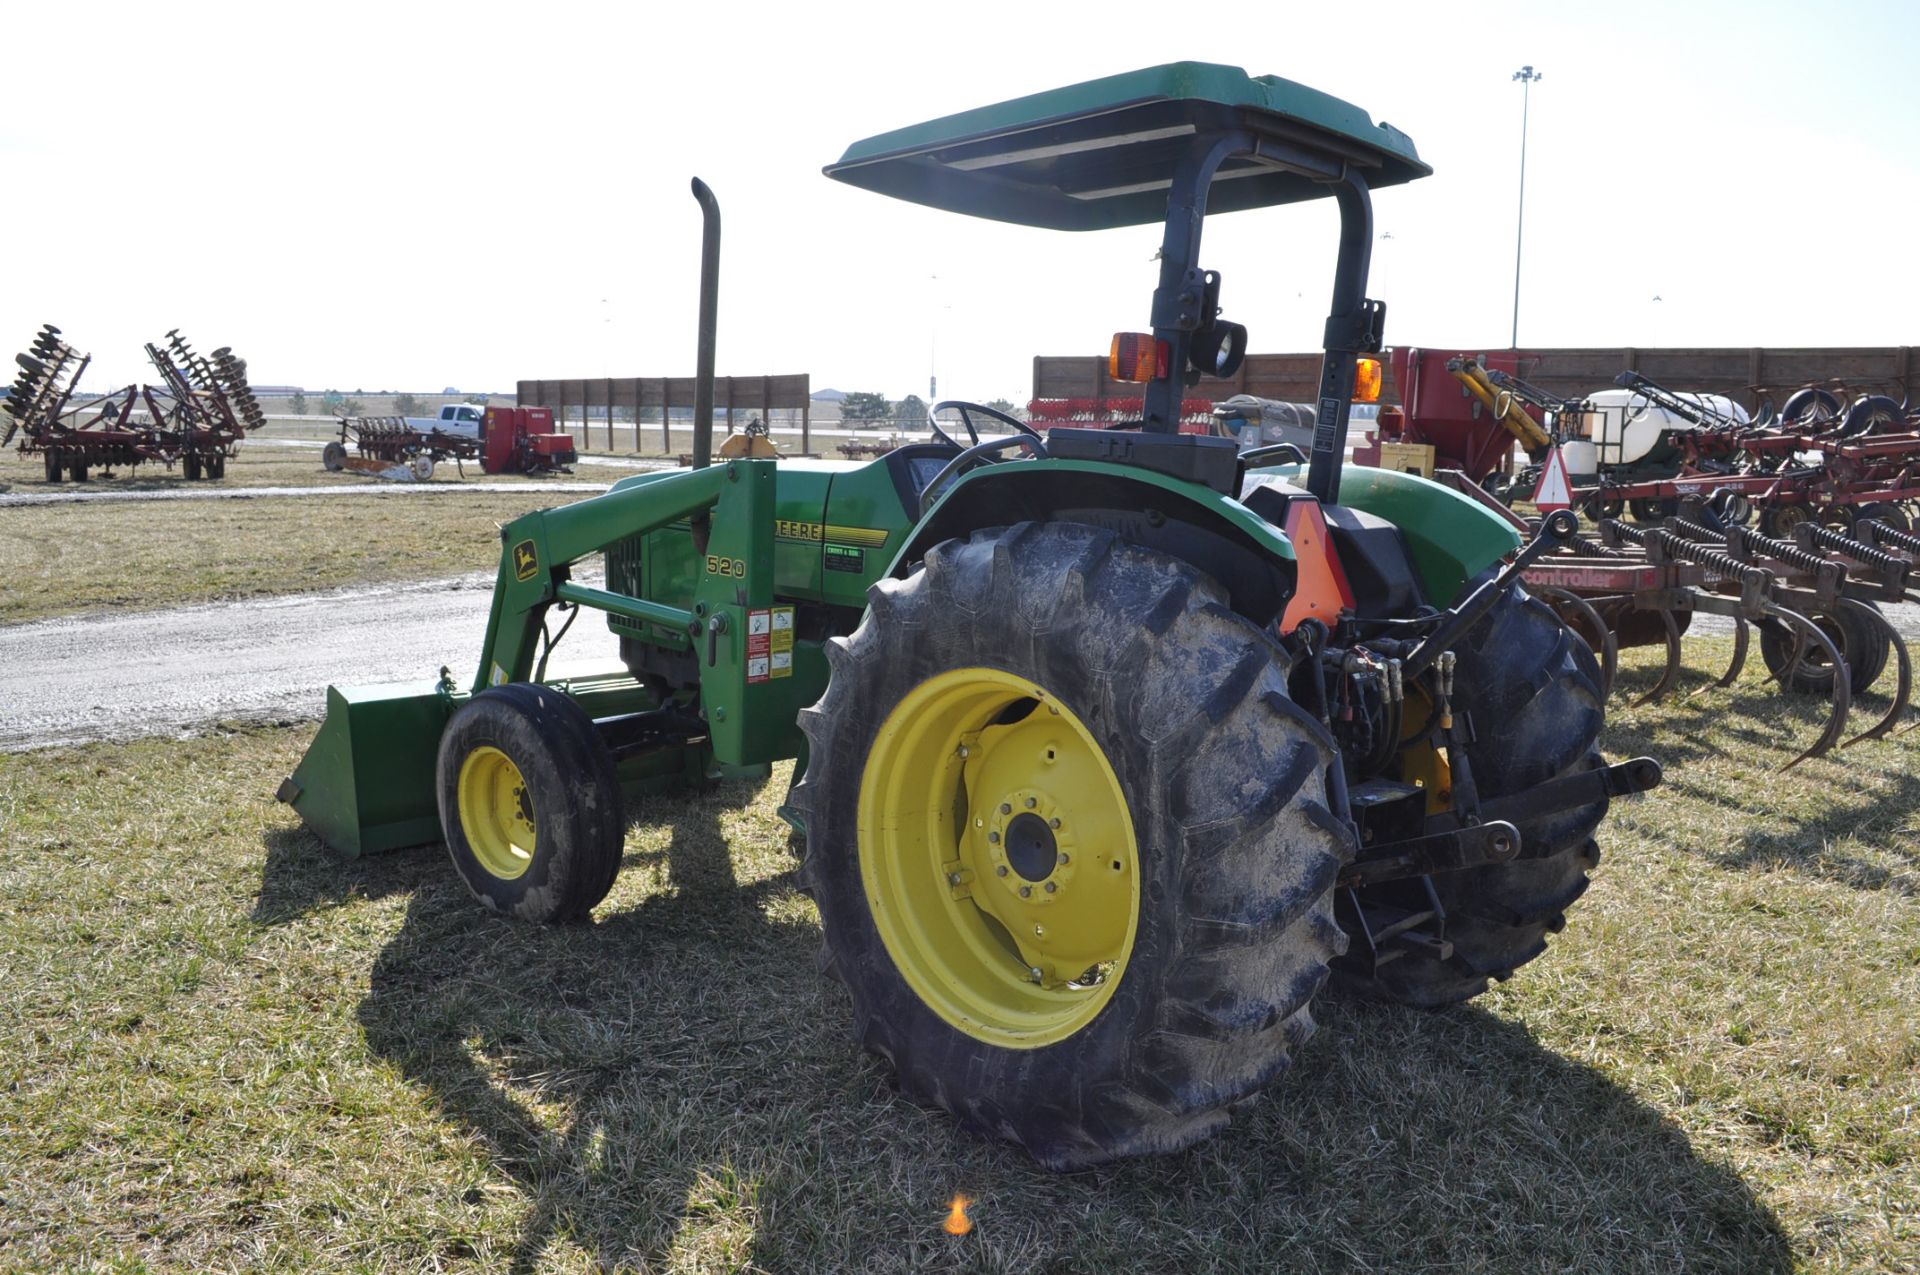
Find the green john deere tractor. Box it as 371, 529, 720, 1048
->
280, 63, 1661, 1169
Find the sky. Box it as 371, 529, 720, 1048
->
5, 0, 1918, 404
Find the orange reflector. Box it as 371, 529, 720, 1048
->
1109, 332, 1168, 383
1280, 499, 1357, 633
943, 1195, 973, 1236
1353, 357, 1383, 404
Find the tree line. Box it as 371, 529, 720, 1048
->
838, 392, 1021, 426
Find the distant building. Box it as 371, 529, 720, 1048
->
811, 388, 849, 403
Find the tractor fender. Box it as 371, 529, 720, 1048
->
890, 458, 1297, 626
1250, 462, 1522, 605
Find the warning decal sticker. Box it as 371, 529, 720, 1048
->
745, 606, 796, 683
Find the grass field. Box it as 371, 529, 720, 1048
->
0, 426, 823, 625
1, 643, 1915, 1272
0, 431, 614, 625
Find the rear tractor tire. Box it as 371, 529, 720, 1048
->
1338, 582, 1609, 1007
435, 683, 624, 923
792, 522, 1350, 1169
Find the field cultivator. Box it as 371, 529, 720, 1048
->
324, 416, 481, 481
1521, 505, 1920, 766
1366, 347, 1920, 538
3, 323, 263, 481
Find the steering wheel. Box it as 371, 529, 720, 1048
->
918, 433, 1047, 515
926, 399, 1043, 451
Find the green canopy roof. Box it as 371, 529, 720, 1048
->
825, 62, 1429, 231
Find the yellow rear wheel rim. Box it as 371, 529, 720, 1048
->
458, 745, 537, 880
858, 667, 1139, 1049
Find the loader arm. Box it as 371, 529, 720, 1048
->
1450, 360, 1554, 455
475, 456, 781, 764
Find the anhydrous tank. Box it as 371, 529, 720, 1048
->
1583, 389, 1748, 465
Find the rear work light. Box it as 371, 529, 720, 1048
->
1353, 357, 1383, 404
1109, 332, 1170, 383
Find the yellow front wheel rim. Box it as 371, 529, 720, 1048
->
458, 745, 537, 880
858, 667, 1140, 1049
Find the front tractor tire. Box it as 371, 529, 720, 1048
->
792, 523, 1351, 1170
1341, 582, 1609, 1007
435, 683, 625, 923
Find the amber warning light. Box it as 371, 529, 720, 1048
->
943, 1194, 974, 1236
1109, 332, 1169, 383
1353, 357, 1384, 404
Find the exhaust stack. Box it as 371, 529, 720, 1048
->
691, 178, 721, 469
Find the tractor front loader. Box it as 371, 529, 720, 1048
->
281, 64, 1660, 1169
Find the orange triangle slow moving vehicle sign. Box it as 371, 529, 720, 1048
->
1533, 445, 1574, 512
1281, 500, 1356, 633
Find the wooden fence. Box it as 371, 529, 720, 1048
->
515, 374, 812, 452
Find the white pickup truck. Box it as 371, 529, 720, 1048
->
405, 403, 485, 439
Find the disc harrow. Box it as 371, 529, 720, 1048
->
3, 323, 263, 481
1522, 504, 1919, 767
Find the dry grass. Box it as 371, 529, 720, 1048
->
1, 642, 1915, 1272
0, 479, 591, 625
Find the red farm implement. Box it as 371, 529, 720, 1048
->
1518, 506, 1919, 766
4, 323, 263, 481
1026, 395, 1221, 433
1344, 348, 1920, 763
323, 417, 482, 481
320, 405, 574, 481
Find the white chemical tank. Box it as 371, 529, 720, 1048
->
1580, 389, 1748, 465
1561, 438, 1600, 478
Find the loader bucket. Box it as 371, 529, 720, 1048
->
276, 681, 453, 857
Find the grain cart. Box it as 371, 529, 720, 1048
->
280, 64, 1660, 1168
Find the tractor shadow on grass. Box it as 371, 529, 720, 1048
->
319, 778, 1795, 1273
252, 823, 439, 924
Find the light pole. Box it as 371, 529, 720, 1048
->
928, 274, 941, 401
1510, 64, 1541, 349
